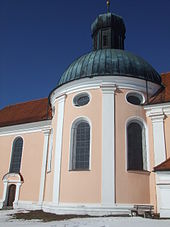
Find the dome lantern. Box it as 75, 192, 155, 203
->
91, 13, 126, 50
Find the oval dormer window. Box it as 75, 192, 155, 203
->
126, 92, 144, 105
73, 93, 90, 107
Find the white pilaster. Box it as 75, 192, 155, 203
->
39, 128, 51, 205
101, 84, 116, 206
53, 95, 66, 204
47, 129, 53, 173
1, 181, 8, 208
13, 182, 22, 207
151, 113, 166, 166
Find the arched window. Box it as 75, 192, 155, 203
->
70, 119, 90, 170
127, 121, 146, 171
9, 137, 23, 173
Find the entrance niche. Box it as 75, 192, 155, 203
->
7, 184, 16, 207
1, 173, 23, 209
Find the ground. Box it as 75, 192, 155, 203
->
0, 209, 170, 227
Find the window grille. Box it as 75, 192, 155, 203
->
9, 137, 23, 173
73, 93, 90, 107
71, 121, 90, 170
127, 122, 144, 170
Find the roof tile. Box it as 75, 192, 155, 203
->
0, 98, 52, 127
149, 72, 170, 104
154, 158, 170, 171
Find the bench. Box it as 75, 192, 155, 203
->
131, 205, 154, 218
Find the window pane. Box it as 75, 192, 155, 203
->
72, 121, 90, 170
73, 93, 90, 107
9, 137, 23, 173
127, 123, 143, 170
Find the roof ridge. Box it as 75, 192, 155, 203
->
161, 72, 170, 76
3, 97, 48, 109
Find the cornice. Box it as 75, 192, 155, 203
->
145, 104, 170, 118
50, 76, 160, 107
0, 120, 52, 137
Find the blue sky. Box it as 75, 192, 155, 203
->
0, 0, 170, 108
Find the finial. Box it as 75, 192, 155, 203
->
106, 0, 110, 13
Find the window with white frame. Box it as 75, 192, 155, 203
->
70, 119, 90, 170
127, 120, 147, 171
9, 137, 23, 173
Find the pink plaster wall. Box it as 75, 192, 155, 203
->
0, 136, 14, 199
19, 132, 44, 202
115, 89, 150, 204
59, 89, 102, 204
0, 131, 44, 202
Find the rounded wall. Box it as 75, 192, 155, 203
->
49, 76, 160, 207
59, 89, 102, 204
115, 88, 150, 204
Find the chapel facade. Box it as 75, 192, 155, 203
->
0, 9, 170, 218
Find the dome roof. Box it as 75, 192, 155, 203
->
58, 49, 161, 86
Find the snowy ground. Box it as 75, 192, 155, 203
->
1, 209, 170, 227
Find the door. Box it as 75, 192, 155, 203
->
7, 184, 16, 207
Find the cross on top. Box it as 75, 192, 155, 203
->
106, 0, 110, 13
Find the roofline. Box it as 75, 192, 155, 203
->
0, 97, 48, 110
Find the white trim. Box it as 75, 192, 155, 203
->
0, 182, 8, 208
0, 201, 3, 209
101, 84, 116, 206
42, 202, 133, 216
125, 116, 150, 171
69, 116, 92, 171
14, 200, 136, 216
39, 128, 51, 206
13, 183, 22, 207
146, 108, 166, 166
53, 95, 66, 204
50, 76, 160, 106
11, 200, 154, 216
155, 172, 170, 217
0, 120, 52, 136
15, 200, 42, 210
47, 129, 53, 173
145, 103, 170, 114
1, 173, 23, 208
145, 104, 170, 117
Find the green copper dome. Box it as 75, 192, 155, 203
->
57, 12, 161, 87
58, 49, 161, 86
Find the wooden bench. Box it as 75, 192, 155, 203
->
131, 205, 154, 218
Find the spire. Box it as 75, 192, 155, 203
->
106, 0, 110, 13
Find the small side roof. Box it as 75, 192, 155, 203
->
0, 98, 52, 127
154, 158, 170, 172
149, 72, 170, 104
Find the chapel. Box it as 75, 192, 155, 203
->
0, 3, 170, 218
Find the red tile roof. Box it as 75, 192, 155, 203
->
154, 158, 170, 171
0, 98, 52, 127
149, 72, 170, 104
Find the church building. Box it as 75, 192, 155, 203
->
0, 5, 170, 218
